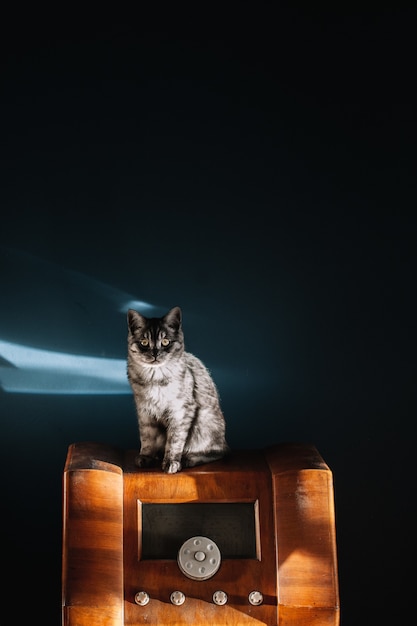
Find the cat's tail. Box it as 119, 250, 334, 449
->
182, 447, 230, 468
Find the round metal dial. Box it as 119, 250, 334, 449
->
177, 536, 221, 581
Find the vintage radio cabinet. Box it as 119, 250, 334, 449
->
62, 442, 339, 625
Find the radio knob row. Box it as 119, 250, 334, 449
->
134, 590, 264, 607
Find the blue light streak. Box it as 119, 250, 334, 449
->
0, 339, 131, 395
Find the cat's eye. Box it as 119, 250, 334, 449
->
161, 338, 170, 347
139, 338, 149, 347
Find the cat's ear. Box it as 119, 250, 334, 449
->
127, 309, 146, 333
165, 306, 182, 330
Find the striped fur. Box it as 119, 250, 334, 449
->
127, 306, 229, 474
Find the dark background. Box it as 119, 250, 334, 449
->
1, 5, 415, 625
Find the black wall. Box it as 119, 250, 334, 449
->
1, 7, 415, 625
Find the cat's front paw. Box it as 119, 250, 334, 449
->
135, 453, 157, 468
162, 458, 182, 474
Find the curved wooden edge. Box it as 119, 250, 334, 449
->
62, 442, 124, 626
264, 442, 331, 474
64, 441, 124, 473
265, 443, 340, 623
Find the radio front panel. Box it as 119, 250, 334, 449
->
123, 449, 278, 625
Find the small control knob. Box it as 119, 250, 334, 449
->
213, 590, 228, 605
170, 591, 186, 606
134, 591, 150, 606
248, 590, 263, 606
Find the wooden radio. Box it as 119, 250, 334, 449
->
62, 442, 339, 625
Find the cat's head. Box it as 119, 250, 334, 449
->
127, 306, 184, 367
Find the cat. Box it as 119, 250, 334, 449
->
127, 306, 230, 474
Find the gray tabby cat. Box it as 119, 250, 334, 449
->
127, 306, 230, 474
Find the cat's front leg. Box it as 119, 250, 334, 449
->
135, 453, 160, 468
135, 416, 166, 469
161, 458, 182, 474
162, 420, 190, 474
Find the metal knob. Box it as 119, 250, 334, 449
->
248, 590, 263, 605
177, 536, 221, 580
213, 590, 228, 605
134, 591, 150, 606
170, 590, 186, 606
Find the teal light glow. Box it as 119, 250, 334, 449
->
0, 339, 131, 395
